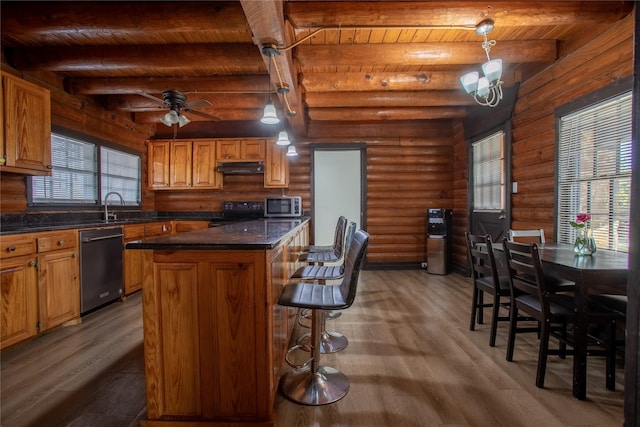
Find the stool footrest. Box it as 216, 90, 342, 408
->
284, 344, 313, 370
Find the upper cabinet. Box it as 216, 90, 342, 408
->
216, 139, 265, 162
0, 72, 52, 175
148, 138, 289, 190
147, 139, 222, 190
264, 143, 289, 188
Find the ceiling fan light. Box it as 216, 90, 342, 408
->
161, 110, 179, 126
286, 145, 298, 157
177, 113, 190, 127
482, 59, 502, 83
260, 100, 279, 124
276, 130, 291, 146
460, 72, 479, 94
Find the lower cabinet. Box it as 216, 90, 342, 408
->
0, 229, 79, 349
0, 254, 38, 349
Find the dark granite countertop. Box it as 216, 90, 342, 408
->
125, 218, 309, 250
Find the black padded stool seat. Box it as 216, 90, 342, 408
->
290, 264, 344, 280
277, 229, 369, 406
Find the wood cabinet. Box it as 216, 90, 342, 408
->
0, 71, 52, 175
216, 138, 265, 161
138, 221, 309, 425
36, 230, 79, 332
0, 229, 79, 349
191, 140, 221, 189
0, 235, 38, 350
123, 220, 208, 295
123, 224, 146, 295
264, 142, 289, 188
148, 139, 221, 190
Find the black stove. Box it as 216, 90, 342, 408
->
210, 201, 264, 226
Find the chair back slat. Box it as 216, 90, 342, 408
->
502, 240, 551, 313
507, 229, 546, 243
465, 232, 499, 282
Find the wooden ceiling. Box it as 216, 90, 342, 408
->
0, 1, 634, 139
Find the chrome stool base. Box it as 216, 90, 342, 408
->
280, 365, 350, 406
297, 330, 348, 353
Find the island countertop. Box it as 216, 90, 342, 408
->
125, 217, 309, 250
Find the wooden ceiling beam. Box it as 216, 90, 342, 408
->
6, 44, 263, 73
0, 2, 250, 38
107, 93, 269, 112
301, 71, 516, 92
295, 41, 557, 67
240, 0, 307, 136
285, 2, 633, 27
308, 107, 468, 121
305, 91, 475, 108
67, 76, 271, 95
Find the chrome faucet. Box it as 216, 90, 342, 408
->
104, 191, 124, 222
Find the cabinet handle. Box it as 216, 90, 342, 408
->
6, 246, 16, 252
57, 240, 65, 246
46, 165, 53, 169
0, 156, 5, 165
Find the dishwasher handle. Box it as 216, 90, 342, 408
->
82, 233, 124, 243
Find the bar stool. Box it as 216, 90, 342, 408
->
291, 222, 357, 353
298, 216, 347, 264
300, 216, 347, 253
277, 229, 369, 405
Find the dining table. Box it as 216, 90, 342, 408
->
495, 242, 629, 400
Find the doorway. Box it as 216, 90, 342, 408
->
311, 145, 366, 246
469, 127, 511, 243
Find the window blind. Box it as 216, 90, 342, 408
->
472, 131, 504, 210
557, 92, 632, 252
101, 147, 141, 205
31, 134, 98, 204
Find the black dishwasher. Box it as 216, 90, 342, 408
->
79, 227, 124, 314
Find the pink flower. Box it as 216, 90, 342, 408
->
576, 213, 591, 223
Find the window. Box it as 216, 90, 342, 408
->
30, 133, 141, 207
556, 91, 632, 253
472, 131, 504, 210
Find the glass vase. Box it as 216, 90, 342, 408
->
573, 228, 597, 256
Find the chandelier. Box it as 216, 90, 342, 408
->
460, 19, 503, 107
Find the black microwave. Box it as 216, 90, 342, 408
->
264, 196, 302, 217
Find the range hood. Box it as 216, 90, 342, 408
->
216, 161, 265, 175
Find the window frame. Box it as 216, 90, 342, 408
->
554, 77, 632, 252
27, 127, 142, 210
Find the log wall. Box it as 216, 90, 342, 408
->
510, 14, 633, 242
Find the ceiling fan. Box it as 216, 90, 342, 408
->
137, 89, 222, 127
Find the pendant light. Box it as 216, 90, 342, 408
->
286, 145, 298, 156
260, 44, 280, 125
276, 130, 291, 146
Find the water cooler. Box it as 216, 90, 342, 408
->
426, 208, 452, 275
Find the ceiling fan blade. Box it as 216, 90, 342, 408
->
185, 99, 212, 109
136, 91, 166, 106
184, 108, 222, 121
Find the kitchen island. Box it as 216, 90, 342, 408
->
125, 218, 309, 426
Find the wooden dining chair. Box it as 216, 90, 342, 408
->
465, 232, 512, 347
507, 228, 546, 243
502, 239, 619, 390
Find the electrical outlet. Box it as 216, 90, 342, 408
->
421, 262, 428, 269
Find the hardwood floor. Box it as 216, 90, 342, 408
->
1, 270, 624, 426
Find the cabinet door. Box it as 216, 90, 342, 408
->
169, 140, 192, 188
144, 222, 173, 237
173, 221, 210, 233
241, 139, 265, 160
1, 72, 52, 175
148, 141, 170, 188
38, 249, 80, 331
264, 142, 289, 188
124, 248, 144, 295
0, 255, 38, 349
216, 139, 241, 160
192, 140, 221, 189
